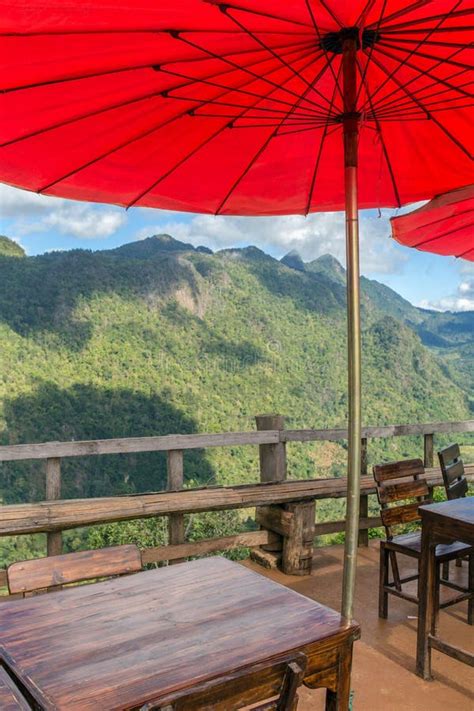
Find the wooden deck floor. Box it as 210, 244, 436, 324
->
244, 541, 474, 711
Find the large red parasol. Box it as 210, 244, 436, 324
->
391, 184, 474, 260
1, 1, 473, 621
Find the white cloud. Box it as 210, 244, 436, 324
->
418, 274, 474, 312
137, 209, 407, 275
0, 183, 126, 239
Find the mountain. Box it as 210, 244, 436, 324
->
0, 237, 471, 509
0, 235, 25, 258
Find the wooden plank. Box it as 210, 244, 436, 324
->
358, 438, 369, 546
378, 479, 429, 504
380, 501, 421, 528
7, 545, 142, 594
424, 433, 434, 468
314, 516, 382, 536
373, 458, 424, 483
283, 420, 474, 442
282, 501, 315, 575
444, 459, 464, 484
167, 450, 185, 565
0, 667, 31, 711
1, 472, 471, 537
46, 457, 62, 557
256, 415, 286, 483
255, 506, 293, 537
0, 421, 472, 461
438, 443, 460, 464
0, 431, 280, 462
141, 531, 274, 564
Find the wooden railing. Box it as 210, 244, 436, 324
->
0, 417, 473, 588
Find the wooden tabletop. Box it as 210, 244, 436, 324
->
0, 557, 356, 710
419, 496, 474, 527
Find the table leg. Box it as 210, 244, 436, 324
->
416, 521, 436, 680
325, 643, 353, 711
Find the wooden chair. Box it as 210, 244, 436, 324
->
7, 544, 142, 596
373, 458, 473, 622
0, 666, 31, 710
141, 652, 307, 711
438, 443, 468, 500
438, 443, 469, 578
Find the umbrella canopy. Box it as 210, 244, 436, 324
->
1, 1, 472, 622
0, 1, 472, 213
391, 184, 474, 260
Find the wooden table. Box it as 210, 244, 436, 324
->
416, 497, 474, 679
0, 557, 359, 710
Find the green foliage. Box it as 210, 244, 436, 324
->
0, 236, 472, 562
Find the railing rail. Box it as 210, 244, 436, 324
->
0, 418, 473, 589
0, 420, 472, 462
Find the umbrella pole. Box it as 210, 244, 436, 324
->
341, 35, 361, 622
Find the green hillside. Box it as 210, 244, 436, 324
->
0, 235, 471, 511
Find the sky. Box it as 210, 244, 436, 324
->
1, 182, 473, 312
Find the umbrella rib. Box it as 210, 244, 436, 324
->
1, 43, 318, 148
378, 36, 473, 49
367, 50, 472, 159
0, 33, 314, 94
356, 56, 401, 206
367, 47, 469, 115
203, 1, 314, 30
355, 0, 390, 106
304, 0, 345, 103
221, 7, 335, 110
374, 43, 472, 99
304, 62, 343, 215
0, 42, 318, 148
0, 28, 314, 37
214, 57, 336, 215
361, 0, 463, 109
318, 0, 344, 28
355, 0, 378, 29
379, 25, 474, 35
365, 0, 431, 30
124, 57, 324, 209
374, 7, 474, 32
413, 218, 474, 248
373, 71, 472, 114
35, 46, 318, 194
169, 31, 329, 113
378, 39, 474, 71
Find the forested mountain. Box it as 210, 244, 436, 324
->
0, 234, 472, 512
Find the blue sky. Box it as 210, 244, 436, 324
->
1, 183, 472, 311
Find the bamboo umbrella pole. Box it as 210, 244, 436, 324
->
341, 33, 362, 622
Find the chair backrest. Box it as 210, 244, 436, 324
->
7, 544, 142, 595
140, 652, 307, 711
373, 458, 430, 540
438, 443, 468, 500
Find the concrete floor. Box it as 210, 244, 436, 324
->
244, 542, 474, 711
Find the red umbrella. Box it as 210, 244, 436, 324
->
391, 184, 474, 260
1, 0, 472, 620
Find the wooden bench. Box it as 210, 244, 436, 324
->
0, 667, 30, 710
7, 545, 142, 595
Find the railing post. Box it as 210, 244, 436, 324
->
45, 457, 62, 556
167, 449, 185, 564
424, 433, 434, 469
251, 415, 287, 568
358, 437, 369, 546
255, 414, 286, 482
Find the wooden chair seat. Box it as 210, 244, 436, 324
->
384, 532, 473, 560
0, 667, 30, 710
